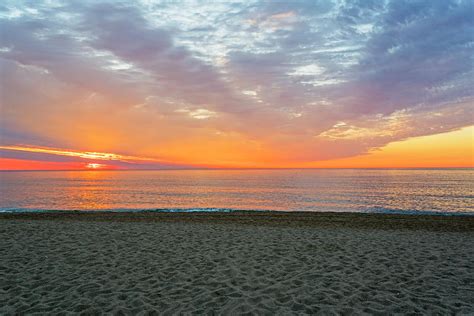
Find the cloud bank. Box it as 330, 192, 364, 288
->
1, 0, 472, 166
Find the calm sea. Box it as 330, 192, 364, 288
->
0, 169, 472, 215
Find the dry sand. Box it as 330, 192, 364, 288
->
1, 212, 473, 314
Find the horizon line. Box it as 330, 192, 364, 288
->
1, 167, 473, 172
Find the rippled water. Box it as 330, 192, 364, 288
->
0, 169, 472, 214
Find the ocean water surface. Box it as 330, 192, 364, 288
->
0, 169, 472, 215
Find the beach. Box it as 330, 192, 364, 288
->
1, 212, 474, 314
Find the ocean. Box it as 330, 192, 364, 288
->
0, 169, 472, 215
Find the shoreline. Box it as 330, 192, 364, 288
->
2, 210, 474, 232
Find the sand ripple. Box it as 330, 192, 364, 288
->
1, 220, 473, 314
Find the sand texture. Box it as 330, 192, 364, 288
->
1, 216, 474, 314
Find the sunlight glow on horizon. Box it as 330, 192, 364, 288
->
0, 126, 472, 170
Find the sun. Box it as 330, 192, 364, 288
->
86, 163, 105, 169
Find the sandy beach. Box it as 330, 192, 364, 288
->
1, 212, 473, 314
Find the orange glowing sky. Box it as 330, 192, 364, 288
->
0, 1, 473, 170
0, 126, 472, 170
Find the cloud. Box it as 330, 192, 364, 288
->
0, 0, 472, 166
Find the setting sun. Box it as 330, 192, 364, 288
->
86, 163, 106, 170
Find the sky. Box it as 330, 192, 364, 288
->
0, 0, 473, 170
